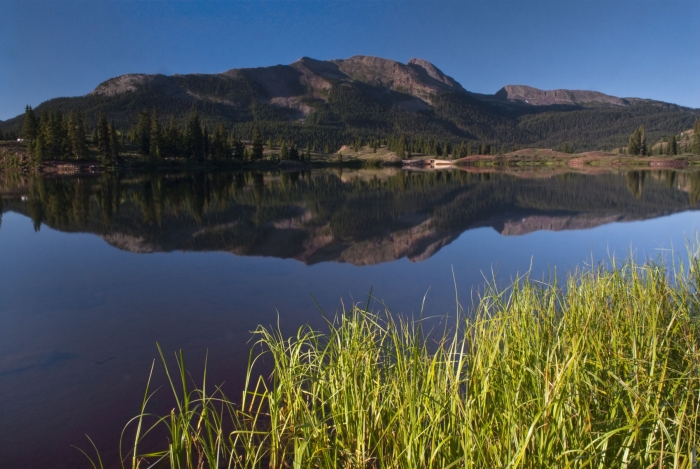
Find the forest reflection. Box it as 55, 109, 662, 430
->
1, 168, 699, 265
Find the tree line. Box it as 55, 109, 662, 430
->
20, 105, 121, 163
626, 120, 700, 156
15, 104, 700, 163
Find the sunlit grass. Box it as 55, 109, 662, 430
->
85, 253, 700, 468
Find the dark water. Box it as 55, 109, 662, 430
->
1, 167, 700, 468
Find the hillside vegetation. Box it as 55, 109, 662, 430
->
1, 55, 698, 154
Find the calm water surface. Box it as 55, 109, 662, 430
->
1, 167, 700, 468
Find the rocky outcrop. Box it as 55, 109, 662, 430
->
498, 214, 626, 236
89, 74, 183, 97
88, 55, 465, 108
330, 55, 463, 102
495, 85, 628, 107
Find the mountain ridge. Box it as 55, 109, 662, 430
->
2, 54, 698, 151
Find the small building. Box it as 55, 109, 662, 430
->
429, 159, 453, 167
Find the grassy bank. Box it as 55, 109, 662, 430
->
87, 257, 700, 468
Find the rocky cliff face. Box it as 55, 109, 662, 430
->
495, 85, 628, 106
89, 55, 464, 109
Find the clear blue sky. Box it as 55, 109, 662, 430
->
2, 0, 699, 121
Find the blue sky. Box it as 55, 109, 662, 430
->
2, 0, 699, 121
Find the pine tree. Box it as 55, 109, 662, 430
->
692, 119, 700, 155
67, 110, 87, 159
211, 124, 229, 159
137, 109, 151, 156
279, 141, 289, 160
33, 131, 47, 162
251, 125, 264, 160
164, 117, 180, 157
203, 127, 210, 160
109, 123, 121, 162
667, 134, 677, 156
627, 127, 643, 156
457, 142, 465, 159
21, 105, 39, 144
97, 111, 110, 160
289, 144, 299, 161
37, 110, 66, 160
186, 111, 204, 160
149, 109, 161, 159
231, 131, 245, 159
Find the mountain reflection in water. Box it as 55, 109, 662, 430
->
2, 167, 699, 266
2, 166, 700, 469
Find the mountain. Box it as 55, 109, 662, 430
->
2, 169, 698, 266
2, 55, 698, 151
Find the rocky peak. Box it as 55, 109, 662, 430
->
328, 55, 463, 102
407, 58, 464, 91
89, 74, 154, 97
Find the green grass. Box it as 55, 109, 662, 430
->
85, 255, 700, 468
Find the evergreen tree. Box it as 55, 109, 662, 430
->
203, 127, 210, 160
456, 141, 466, 159
279, 140, 289, 160
34, 110, 67, 160
186, 111, 204, 160
67, 110, 88, 159
97, 111, 111, 160
164, 117, 180, 157
354, 137, 361, 152
667, 134, 677, 156
211, 124, 229, 159
21, 105, 39, 144
627, 126, 645, 156
251, 125, 264, 160
33, 131, 47, 162
137, 109, 151, 156
396, 135, 406, 158
692, 119, 700, 155
231, 131, 245, 159
149, 109, 161, 159
289, 144, 299, 161
109, 123, 120, 162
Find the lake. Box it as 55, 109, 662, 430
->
1, 167, 700, 468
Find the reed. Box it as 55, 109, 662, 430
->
92, 255, 700, 468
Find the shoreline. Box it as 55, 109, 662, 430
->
2, 140, 699, 174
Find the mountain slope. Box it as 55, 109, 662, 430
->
496, 85, 628, 106
1, 55, 698, 151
